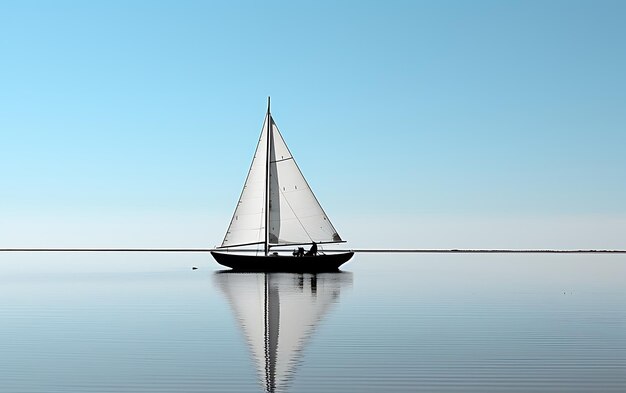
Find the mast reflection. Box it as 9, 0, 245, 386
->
214, 272, 353, 393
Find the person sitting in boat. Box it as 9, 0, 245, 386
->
293, 247, 305, 257
305, 242, 318, 256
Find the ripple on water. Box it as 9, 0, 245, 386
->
0, 253, 624, 392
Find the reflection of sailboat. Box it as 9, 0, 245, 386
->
214, 272, 352, 393
211, 98, 353, 271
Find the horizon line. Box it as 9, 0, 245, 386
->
0, 248, 625, 254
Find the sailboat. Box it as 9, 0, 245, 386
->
211, 98, 354, 272
214, 271, 353, 392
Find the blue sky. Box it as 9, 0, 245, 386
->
1, 1, 625, 248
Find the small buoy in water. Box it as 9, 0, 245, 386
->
192, 266, 198, 270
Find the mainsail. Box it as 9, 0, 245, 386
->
221, 102, 342, 250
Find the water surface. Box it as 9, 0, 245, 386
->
0, 253, 624, 392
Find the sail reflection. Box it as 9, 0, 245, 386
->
214, 272, 353, 393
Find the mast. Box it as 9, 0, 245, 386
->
264, 96, 271, 256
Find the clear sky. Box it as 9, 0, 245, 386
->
1, 0, 625, 249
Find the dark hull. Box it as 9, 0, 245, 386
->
211, 251, 354, 272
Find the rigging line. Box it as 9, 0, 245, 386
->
272, 213, 328, 220
217, 241, 265, 249
268, 240, 346, 247
270, 157, 293, 164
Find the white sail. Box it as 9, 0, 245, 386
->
221, 103, 343, 250
221, 115, 269, 247
268, 120, 342, 245
214, 272, 353, 393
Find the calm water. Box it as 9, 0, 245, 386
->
0, 253, 624, 392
